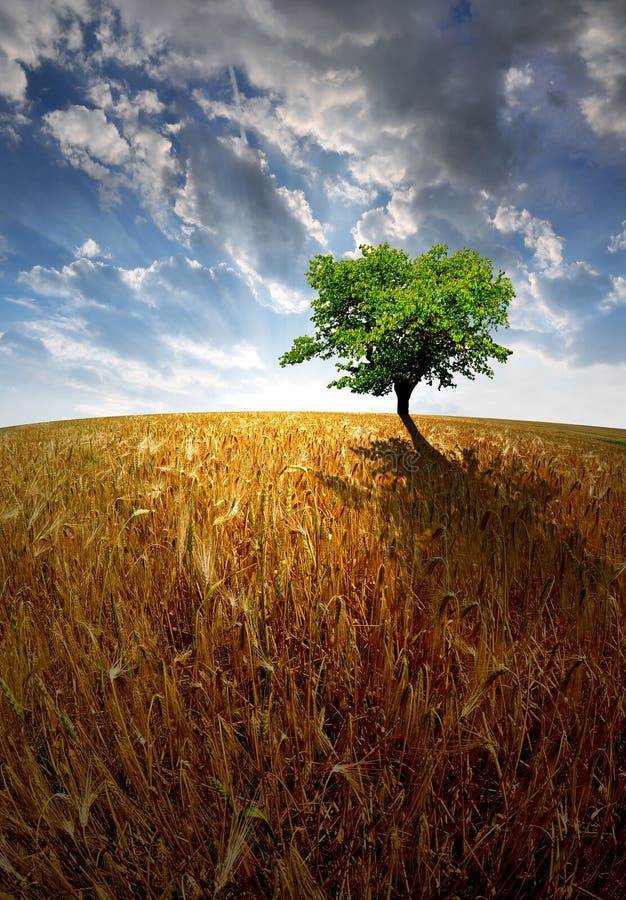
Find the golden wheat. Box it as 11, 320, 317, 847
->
0, 411, 624, 897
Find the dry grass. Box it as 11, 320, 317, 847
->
0, 410, 625, 898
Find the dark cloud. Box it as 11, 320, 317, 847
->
547, 85, 568, 107
350, 33, 512, 189
473, 0, 586, 46
175, 122, 322, 300
89, 0, 591, 200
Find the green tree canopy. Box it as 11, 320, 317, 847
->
279, 242, 514, 416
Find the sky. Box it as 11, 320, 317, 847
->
1, 0, 625, 429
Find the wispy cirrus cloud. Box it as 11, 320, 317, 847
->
163, 336, 264, 369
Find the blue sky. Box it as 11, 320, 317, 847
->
1, 0, 625, 428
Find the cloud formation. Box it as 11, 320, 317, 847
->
491, 206, 565, 270
1, 0, 625, 426
75, 238, 108, 259
608, 221, 626, 253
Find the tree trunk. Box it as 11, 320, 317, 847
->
394, 380, 415, 416
394, 378, 448, 464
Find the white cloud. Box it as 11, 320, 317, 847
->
44, 89, 178, 217
0, 110, 30, 143
44, 105, 130, 167
90, 7, 148, 69
7, 250, 275, 419
25, 318, 226, 394
87, 80, 166, 137
0, 50, 27, 102
15, 257, 272, 381
450, 346, 626, 428
580, 94, 626, 141
491, 205, 564, 269
323, 177, 376, 206
101, 255, 209, 297
604, 275, 626, 309
194, 90, 302, 164
578, 2, 626, 141
19, 261, 83, 299
164, 337, 264, 369
19, 255, 209, 313
515, 259, 626, 367
0, 0, 88, 74
123, 89, 165, 119
226, 246, 310, 312
18, 258, 132, 307
74, 391, 170, 419
75, 238, 107, 259
258, 277, 310, 312
608, 220, 626, 253
505, 266, 566, 334
351, 187, 417, 248
348, 150, 410, 190
128, 126, 178, 213
504, 63, 534, 106
253, 63, 369, 160
276, 187, 328, 246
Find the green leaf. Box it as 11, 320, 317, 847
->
241, 806, 277, 843
279, 242, 514, 411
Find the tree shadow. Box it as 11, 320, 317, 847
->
399, 413, 449, 464
351, 423, 459, 480
316, 413, 623, 632
313, 472, 369, 509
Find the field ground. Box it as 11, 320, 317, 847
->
0, 411, 625, 898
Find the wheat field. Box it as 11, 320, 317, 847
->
0, 411, 625, 898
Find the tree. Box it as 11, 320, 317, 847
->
279, 242, 514, 417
